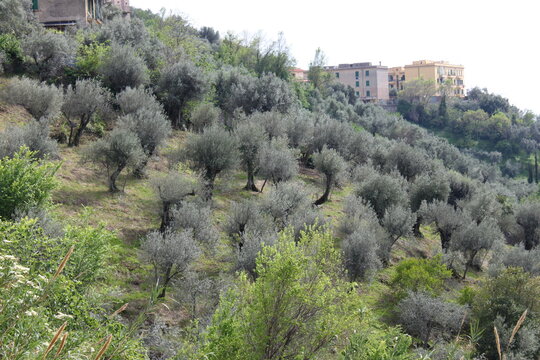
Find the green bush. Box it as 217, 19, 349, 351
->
0, 148, 58, 220
390, 255, 452, 300
198, 227, 363, 360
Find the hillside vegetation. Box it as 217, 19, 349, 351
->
0, 1, 539, 359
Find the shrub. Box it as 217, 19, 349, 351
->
472, 267, 540, 359
199, 228, 361, 359
390, 256, 452, 300
0, 148, 57, 220
1, 77, 63, 120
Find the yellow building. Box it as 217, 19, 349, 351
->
388, 66, 405, 94
404, 60, 465, 97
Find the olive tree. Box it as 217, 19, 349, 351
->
382, 205, 416, 260
99, 44, 149, 93
451, 217, 503, 278
83, 128, 144, 192
170, 201, 218, 246
142, 229, 200, 298
356, 170, 409, 219
397, 292, 467, 344
0, 0, 37, 36
342, 229, 383, 281
157, 60, 208, 128
62, 79, 111, 146
260, 181, 316, 231
116, 86, 163, 116
117, 108, 171, 176
190, 103, 220, 133
151, 172, 197, 232
181, 126, 238, 199
0, 122, 57, 159
1, 77, 63, 121
515, 202, 540, 250
420, 200, 470, 251
235, 119, 267, 191
22, 30, 75, 80
257, 137, 298, 192
385, 142, 429, 181
313, 146, 346, 205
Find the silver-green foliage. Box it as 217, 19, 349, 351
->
1, 77, 63, 120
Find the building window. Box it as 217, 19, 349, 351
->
388, 75, 394, 81
355, 81, 359, 87
355, 91, 359, 96
355, 71, 359, 78
390, 84, 394, 88
366, 90, 371, 97
365, 70, 370, 76
366, 80, 370, 86
401, 75, 405, 81
32, 0, 38, 9
335, 72, 339, 78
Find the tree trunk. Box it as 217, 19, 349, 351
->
413, 217, 423, 237
314, 174, 332, 205
245, 166, 259, 192
108, 163, 125, 192
439, 229, 451, 252
535, 151, 538, 184
71, 121, 87, 147
204, 175, 215, 200
160, 202, 172, 233
133, 157, 149, 179
158, 265, 172, 298
259, 179, 268, 193
67, 123, 76, 147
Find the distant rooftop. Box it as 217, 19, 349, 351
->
324, 62, 387, 70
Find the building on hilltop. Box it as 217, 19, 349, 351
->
289, 68, 309, 82
403, 60, 465, 97
33, 0, 130, 28
388, 66, 405, 95
324, 62, 389, 102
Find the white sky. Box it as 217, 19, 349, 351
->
131, 0, 540, 114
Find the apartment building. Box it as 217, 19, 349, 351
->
404, 60, 465, 97
33, 0, 129, 28
324, 62, 389, 102
388, 66, 405, 94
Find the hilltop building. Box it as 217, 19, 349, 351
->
33, 0, 129, 28
290, 68, 309, 82
388, 66, 406, 94
403, 60, 465, 97
324, 62, 389, 102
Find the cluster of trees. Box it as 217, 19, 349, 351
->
397, 80, 540, 182
1, 1, 540, 359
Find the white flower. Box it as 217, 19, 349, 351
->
13, 264, 30, 273
54, 312, 73, 320
25, 310, 38, 316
